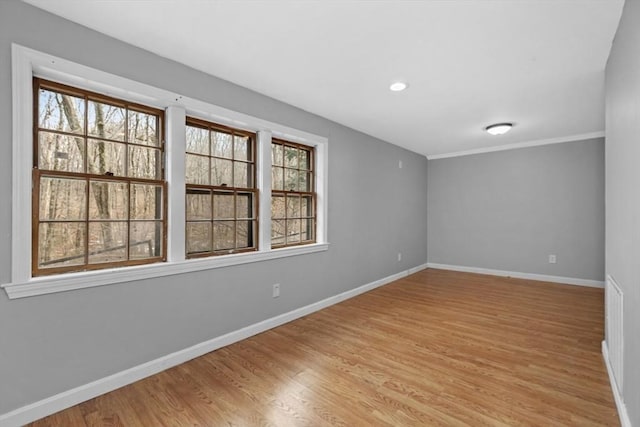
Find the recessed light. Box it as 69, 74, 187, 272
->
485, 123, 513, 135
389, 81, 408, 92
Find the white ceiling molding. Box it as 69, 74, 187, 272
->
426, 131, 605, 160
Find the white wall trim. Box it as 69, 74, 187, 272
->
426, 263, 604, 288
256, 130, 273, 252
602, 341, 632, 427
0, 263, 428, 426
426, 131, 605, 160
11, 41, 33, 287
165, 105, 187, 262
2, 243, 330, 299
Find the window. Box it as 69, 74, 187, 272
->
5, 45, 327, 299
185, 118, 257, 257
33, 78, 166, 276
271, 139, 316, 247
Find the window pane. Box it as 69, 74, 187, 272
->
87, 139, 126, 176
236, 193, 254, 219
131, 184, 163, 220
185, 120, 259, 256
130, 221, 163, 259
284, 146, 298, 168
38, 132, 85, 173
38, 222, 86, 268
89, 181, 128, 220
271, 167, 284, 191
186, 154, 210, 185
300, 149, 311, 171
301, 218, 315, 242
34, 80, 166, 275
212, 158, 233, 186
186, 189, 212, 220
271, 219, 286, 246
39, 176, 87, 221
236, 220, 254, 249
186, 222, 212, 254
233, 161, 250, 188
271, 194, 285, 219
128, 111, 158, 146
272, 143, 284, 166
38, 89, 85, 134
286, 195, 300, 218
301, 196, 314, 217
88, 222, 127, 263
213, 192, 234, 219
213, 221, 235, 250
285, 169, 298, 191
270, 141, 314, 249
286, 219, 301, 244
234, 135, 250, 161
88, 101, 125, 141
212, 131, 233, 158
186, 125, 209, 155
299, 171, 312, 192
129, 146, 161, 179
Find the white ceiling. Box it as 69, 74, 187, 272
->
24, 0, 624, 158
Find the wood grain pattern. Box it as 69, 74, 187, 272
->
29, 268, 619, 426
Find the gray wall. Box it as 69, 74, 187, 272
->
605, 0, 640, 423
0, 0, 428, 415
427, 139, 605, 282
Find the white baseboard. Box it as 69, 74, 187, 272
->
426, 263, 604, 288
0, 263, 428, 427
602, 341, 632, 427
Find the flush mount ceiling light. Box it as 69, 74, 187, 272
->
485, 122, 513, 135
389, 81, 408, 92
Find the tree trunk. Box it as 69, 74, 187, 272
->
91, 104, 114, 248
60, 95, 114, 249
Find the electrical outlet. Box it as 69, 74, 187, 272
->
397, 252, 402, 262
272, 283, 280, 298
548, 254, 557, 264
398, 160, 403, 169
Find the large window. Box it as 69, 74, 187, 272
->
185, 118, 257, 257
33, 78, 166, 276
6, 46, 327, 298
271, 139, 316, 247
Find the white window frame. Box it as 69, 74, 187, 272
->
3, 44, 329, 299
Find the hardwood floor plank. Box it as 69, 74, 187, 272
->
27, 269, 619, 426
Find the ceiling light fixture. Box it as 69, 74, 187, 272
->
485, 122, 513, 135
389, 81, 408, 92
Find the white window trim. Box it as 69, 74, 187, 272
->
3, 44, 329, 299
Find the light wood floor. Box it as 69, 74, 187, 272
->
30, 268, 619, 426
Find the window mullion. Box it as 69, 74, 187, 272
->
257, 130, 272, 251
166, 105, 186, 262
